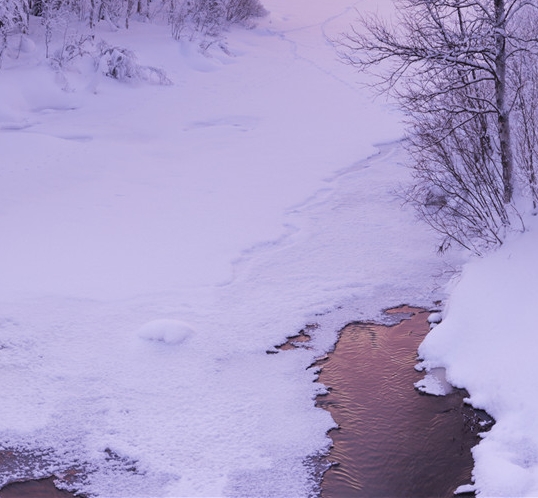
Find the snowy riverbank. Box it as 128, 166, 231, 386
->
416, 217, 538, 497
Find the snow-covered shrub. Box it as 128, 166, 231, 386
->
98, 43, 138, 80
0, 0, 267, 71
0, 0, 30, 64
223, 0, 266, 24
89, 0, 127, 30
0, 0, 30, 34
170, 0, 224, 40
169, 0, 266, 40
342, 0, 538, 254
97, 42, 171, 84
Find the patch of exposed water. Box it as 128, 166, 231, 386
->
0, 476, 76, 498
0, 448, 81, 498
315, 306, 493, 498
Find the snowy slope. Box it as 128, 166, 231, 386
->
0, 0, 459, 496
417, 215, 538, 497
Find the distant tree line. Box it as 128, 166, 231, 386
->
0, 0, 266, 63
339, 0, 538, 254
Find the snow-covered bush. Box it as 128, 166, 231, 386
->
223, 0, 266, 24
0, 0, 267, 68
97, 42, 171, 84
342, 0, 538, 255
169, 0, 266, 41
98, 43, 138, 80
50, 32, 92, 68
0, 0, 30, 64
0, 0, 29, 34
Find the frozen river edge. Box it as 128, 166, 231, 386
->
0, 307, 495, 498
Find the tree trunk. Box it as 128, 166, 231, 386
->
494, 0, 514, 205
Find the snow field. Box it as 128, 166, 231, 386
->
0, 0, 461, 496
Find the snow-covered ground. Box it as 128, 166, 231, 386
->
417, 215, 538, 497
0, 0, 476, 496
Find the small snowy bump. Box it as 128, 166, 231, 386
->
428, 312, 443, 324
137, 319, 194, 345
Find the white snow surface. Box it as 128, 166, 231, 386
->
417, 216, 538, 497
0, 0, 461, 496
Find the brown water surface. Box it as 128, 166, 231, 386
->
0, 447, 82, 498
0, 477, 76, 498
317, 306, 491, 498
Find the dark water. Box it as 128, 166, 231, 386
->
317, 307, 491, 498
0, 477, 76, 498
0, 448, 80, 498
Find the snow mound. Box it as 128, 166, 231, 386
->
137, 319, 194, 344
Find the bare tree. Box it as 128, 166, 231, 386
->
338, 0, 538, 252
512, 15, 538, 209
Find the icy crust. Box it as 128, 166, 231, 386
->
417, 217, 538, 497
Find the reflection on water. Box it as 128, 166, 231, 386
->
317, 307, 490, 498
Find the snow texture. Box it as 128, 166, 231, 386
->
0, 0, 463, 496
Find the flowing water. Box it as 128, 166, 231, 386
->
317, 306, 492, 498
